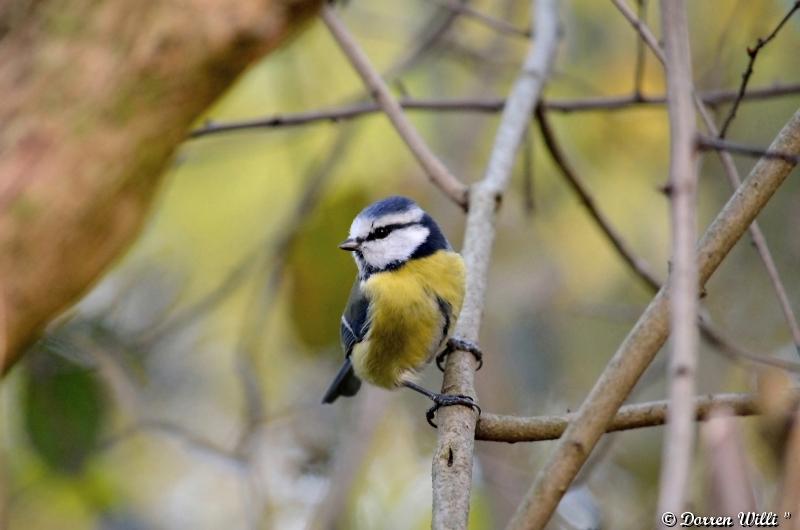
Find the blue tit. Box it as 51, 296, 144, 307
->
321, 196, 482, 426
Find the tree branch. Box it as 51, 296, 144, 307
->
476, 393, 762, 443
612, 0, 800, 365
320, 6, 469, 209
718, 1, 800, 138
0, 0, 324, 374
189, 82, 800, 137
657, 1, 699, 519
697, 136, 800, 164
431, 0, 560, 527
536, 108, 661, 291
433, 0, 531, 39
505, 108, 800, 530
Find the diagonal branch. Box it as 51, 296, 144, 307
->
718, 1, 800, 138
506, 109, 800, 530
612, 0, 800, 376
536, 108, 661, 291
475, 393, 763, 443
431, 0, 560, 527
538, 107, 800, 373
320, 6, 469, 208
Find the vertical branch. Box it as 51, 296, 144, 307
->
505, 109, 800, 530
633, 0, 647, 97
431, 0, 560, 528
612, 0, 800, 353
657, 0, 699, 519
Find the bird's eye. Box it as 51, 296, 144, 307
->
373, 226, 390, 239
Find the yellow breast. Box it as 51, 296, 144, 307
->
350, 250, 466, 389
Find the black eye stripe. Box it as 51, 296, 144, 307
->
365, 221, 417, 241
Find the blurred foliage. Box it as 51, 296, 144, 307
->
287, 188, 368, 349
22, 352, 106, 475
2, 0, 800, 529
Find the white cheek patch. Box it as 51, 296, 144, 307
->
361, 225, 430, 269
349, 215, 372, 240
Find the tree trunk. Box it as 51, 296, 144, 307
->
0, 0, 323, 373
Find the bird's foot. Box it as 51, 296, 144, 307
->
426, 393, 481, 428
436, 338, 483, 372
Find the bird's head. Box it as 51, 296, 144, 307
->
340, 196, 451, 278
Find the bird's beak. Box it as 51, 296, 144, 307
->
338, 238, 360, 251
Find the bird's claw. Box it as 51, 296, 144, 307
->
436, 338, 484, 372
426, 394, 481, 428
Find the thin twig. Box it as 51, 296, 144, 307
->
718, 1, 800, 138
506, 108, 800, 530
433, 0, 531, 39
695, 103, 800, 356
539, 107, 800, 372
536, 108, 661, 291
699, 313, 800, 373
476, 393, 762, 443
321, 6, 469, 208
633, 0, 647, 97
657, 0, 699, 520
614, 0, 800, 356
698, 135, 800, 163
188, 83, 800, 137
431, 0, 560, 527
610, 0, 665, 63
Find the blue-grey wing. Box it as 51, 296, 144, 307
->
322, 278, 368, 404
340, 278, 370, 356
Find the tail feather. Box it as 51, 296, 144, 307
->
322, 357, 362, 404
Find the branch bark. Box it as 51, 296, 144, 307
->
189, 83, 800, 137
0, 0, 323, 374
506, 108, 800, 530
657, 0, 699, 519
320, 5, 469, 209
475, 393, 761, 443
431, 0, 560, 527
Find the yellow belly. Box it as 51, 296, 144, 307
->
350, 250, 466, 389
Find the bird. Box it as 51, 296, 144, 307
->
321, 196, 482, 427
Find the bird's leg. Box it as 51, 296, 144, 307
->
402, 381, 481, 428
435, 338, 484, 372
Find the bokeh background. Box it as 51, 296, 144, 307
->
2, 1, 800, 528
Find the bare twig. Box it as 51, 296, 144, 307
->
613, 0, 800, 361
610, 0, 665, 63
633, 0, 647, 97
539, 107, 800, 373
699, 313, 800, 373
476, 393, 761, 443
698, 135, 800, 164
694, 104, 800, 356
718, 1, 800, 138
657, 0, 699, 520
188, 83, 800, 137
431, 0, 560, 527
434, 0, 531, 39
321, 6, 469, 208
506, 109, 800, 530
536, 108, 661, 291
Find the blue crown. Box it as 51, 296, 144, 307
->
360, 196, 418, 218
